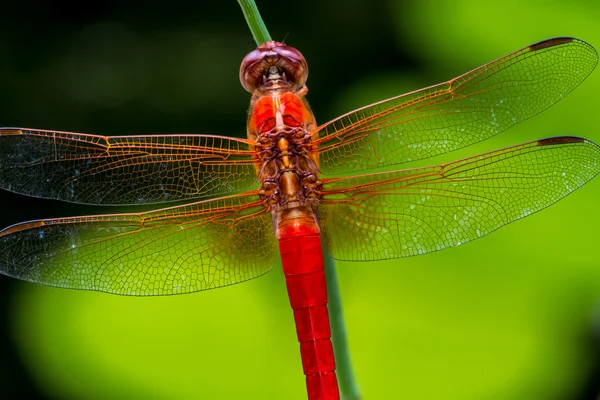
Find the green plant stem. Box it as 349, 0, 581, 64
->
324, 249, 361, 400
238, 1, 360, 398
237, 0, 272, 45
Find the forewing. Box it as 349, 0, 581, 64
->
314, 38, 598, 175
0, 193, 276, 295
0, 128, 258, 205
319, 137, 600, 261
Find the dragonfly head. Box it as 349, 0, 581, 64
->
240, 41, 308, 93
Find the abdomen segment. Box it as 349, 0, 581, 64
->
277, 213, 340, 400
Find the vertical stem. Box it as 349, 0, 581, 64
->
324, 249, 361, 400
237, 0, 272, 45
237, 1, 361, 398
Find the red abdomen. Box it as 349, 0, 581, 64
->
278, 212, 340, 400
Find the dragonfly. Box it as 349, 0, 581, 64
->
0, 37, 598, 400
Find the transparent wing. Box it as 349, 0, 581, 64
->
0, 128, 258, 205
319, 137, 600, 261
0, 193, 276, 295
313, 38, 598, 175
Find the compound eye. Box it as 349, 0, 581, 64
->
275, 45, 308, 88
239, 49, 265, 91
239, 42, 308, 92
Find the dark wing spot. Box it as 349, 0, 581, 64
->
529, 37, 574, 51
537, 136, 585, 146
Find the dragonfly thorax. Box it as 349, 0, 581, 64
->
247, 87, 320, 211
257, 134, 321, 211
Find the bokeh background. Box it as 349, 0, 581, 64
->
1, 0, 600, 399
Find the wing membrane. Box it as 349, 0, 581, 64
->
0, 193, 276, 295
314, 38, 598, 175
0, 128, 258, 205
319, 137, 600, 261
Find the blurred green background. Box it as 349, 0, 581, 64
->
1, 0, 600, 399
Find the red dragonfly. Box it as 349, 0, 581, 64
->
0, 37, 598, 400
